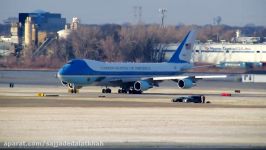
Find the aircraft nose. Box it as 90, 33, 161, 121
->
57, 64, 70, 76
57, 68, 63, 77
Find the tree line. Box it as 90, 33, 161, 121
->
2, 24, 266, 69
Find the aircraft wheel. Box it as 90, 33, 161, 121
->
132, 90, 137, 94
122, 89, 127, 93
106, 88, 111, 93
102, 89, 106, 93
131, 90, 142, 94
128, 90, 133, 94
118, 89, 122, 93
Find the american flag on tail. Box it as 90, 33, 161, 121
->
185, 43, 191, 49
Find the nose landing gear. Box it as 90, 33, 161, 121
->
68, 88, 78, 93
68, 83, 79, 93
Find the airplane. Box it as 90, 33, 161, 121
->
57, 30, 226, 94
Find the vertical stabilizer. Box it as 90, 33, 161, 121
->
168, 30, 197, 63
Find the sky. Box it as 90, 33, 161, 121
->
0, 0, 265, 26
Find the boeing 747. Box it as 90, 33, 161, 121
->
57, 30, 226, 94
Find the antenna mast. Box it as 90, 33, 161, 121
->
159, 8, 167, 27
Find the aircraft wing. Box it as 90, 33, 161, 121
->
152, 75, 227, 81
104, 74, 227, 83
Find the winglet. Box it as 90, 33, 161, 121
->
168, 30, 197, 63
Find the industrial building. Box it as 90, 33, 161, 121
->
0, 11, 67, 57
0, 42, 14, 56
57, 17, 80, 39
193, 43, 266, 63
160, 30, 266, 66
162, 30, 266, 67
233, 30, 261, 44
57, 25, 72, 40
0, 22, 21, 44
0, 22, 20, 56
19, 11, 66, 47
10, 22, 20, 44
0, 10, 80, 57
19, 11, 66, 33
163, 42, 266, 65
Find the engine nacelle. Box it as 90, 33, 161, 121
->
177, 78, 195, 89
134, 80, 152, 91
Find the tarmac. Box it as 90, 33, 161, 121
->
0, 70, 266, 149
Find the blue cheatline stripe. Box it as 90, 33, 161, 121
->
168, 31, 191, 63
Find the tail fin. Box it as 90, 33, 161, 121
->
168, 30, 197, 63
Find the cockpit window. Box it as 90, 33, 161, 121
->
66, 59, 82, 65
67, 60, 74, 64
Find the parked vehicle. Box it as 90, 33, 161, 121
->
172, 95, 205, 103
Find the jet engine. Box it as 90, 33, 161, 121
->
134, 80, 152, 91
177, 78, 195, 89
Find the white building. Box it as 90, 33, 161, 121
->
193, 43, 266, 64
57, 17, 80, 39
0, 42, 14, 56
234, 30, 260, 44
163, 43, 266, 64
57, 25, 72, 39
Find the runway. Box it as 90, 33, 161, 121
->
1, 80, 266, 108
0, 87, 266, 108
0, 70, 266, 149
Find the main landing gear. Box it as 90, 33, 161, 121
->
118, 88, 142, 94
118, 89, 127, 94
102, 88, 111, 93
101, 87, 142, 94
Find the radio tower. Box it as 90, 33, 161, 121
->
133, 6, 142, 24
159, 8, 167, 27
